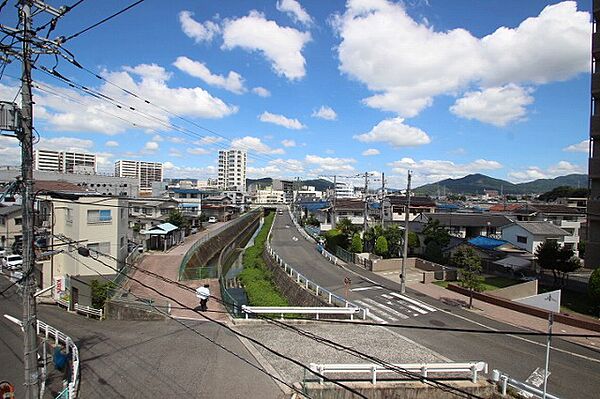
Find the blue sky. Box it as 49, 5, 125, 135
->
0, 0, 592, 188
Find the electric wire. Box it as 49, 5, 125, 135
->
56, 246, 366, 399
61, 0, 145, 43
52, 234, 489, 399
59, 251, 315, 399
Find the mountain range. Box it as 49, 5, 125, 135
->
413, 173, 588, 195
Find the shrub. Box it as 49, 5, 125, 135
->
589, 268, 600, 313
350, 233, 363, 253
323, 229, 347, 251
374, 236, 388, 257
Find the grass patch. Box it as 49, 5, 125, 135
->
433, 280, 449, 289
433, 276, 520, 292
239, 212, 289, 307
540, 286, 597, 318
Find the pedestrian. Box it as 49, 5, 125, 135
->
196, 284, 210, 311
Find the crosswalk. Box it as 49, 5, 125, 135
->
354, 291, 437, 324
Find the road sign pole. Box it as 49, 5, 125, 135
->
542, 312, 553, 399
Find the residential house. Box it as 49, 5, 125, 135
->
415, 213, 513, 239
202, 195, 238, 221
386, 196, 436, 222
0, 205, 21, 252
129, 198, 179, 241
167, 188, 209, 217
501, 221, 570, 255
141, 222, 183, 251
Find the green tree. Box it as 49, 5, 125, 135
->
407, 231, 420, 255
323, 229, 347, 251
363, 225, 383, 253
556, 247, 580, 286
166, 209, 188, 228
382, 225, 402, 257
422, 219, 451, 247
90, 280, 116, 310
350, 233, 363, 253
589, 268, 600, 315
535, 241, 561, 286
578, 240, 586, 259
423, 241, 444, 264
374, 236, 389, 257
453, 247, 484, 309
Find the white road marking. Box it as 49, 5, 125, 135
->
381, 294, 393, 299
389, 292, 438, 313
350, 286, 383, 292
361, 297, 407, 320
354, 300, 389, 324
387, 301, 419, 316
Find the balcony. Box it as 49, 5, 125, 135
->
589, 157, 600, 178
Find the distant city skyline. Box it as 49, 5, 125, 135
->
0, 0, 592, 189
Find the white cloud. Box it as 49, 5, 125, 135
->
168, 137, 187, 144
312, 106, 337, 121
105, 140, 119, 147
168, 148, 182, 158
450, 84, 534, 126
31, 64, 237, 135
222, 10, 311, 80
37, 137, 94, 153
231, 136, 285, 154
194, 136, 225, 146
508, 161, 585, 183
151, 134, 164, 142
281, 139, 297, 147
144, 141, 159, 152
252, 87, 271, 97
563, 139, 589, 153
0, 136, 21, 165
388, 157, 503, 185
259, 111, 306, 129
247, 158, 305, 178
173, 56, 246, 94
163, 161, 175, 170
333, 1, 590, 118
163, 164, 217, 179
305, 154, 356, 173
187, 147, 210, 155
276, 0, 313, 26
179, 11, 221, 43
362, 148, 380, 156
353, 117, 431, 148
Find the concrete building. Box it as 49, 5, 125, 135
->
272, 179, 294, 203
218, 149, 247, 191
333, 181, 357, 199
34, 149, 97, 174
588, 0, 600, 269
115, 160, 163, 195
0, 205, 21, 251
129, 198, 179, 241
386, 196, 436, 222
255, 187, 286, 204
502, 221, 570, 255
0, 168, 139, 197
415, 213, 513, 239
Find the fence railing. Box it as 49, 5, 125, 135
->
492, 369, 560, 399
178, 209, 261, 280
309, 361, 488, 385
219, 277, 241, 317
34, 319, 79, 398
74, 303, 103, 318
242, 305, 362, 320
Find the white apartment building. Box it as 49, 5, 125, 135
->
115, 160, 163, 195
256, 187, 286, 204
34, 149, 97, 174
218, 149, 247, 192
334, 182, 357, 198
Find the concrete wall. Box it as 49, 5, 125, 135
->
371, 258, 415, 272
263, 252, 332, 308
491, 280, 538, 300
105, 299, 167, 321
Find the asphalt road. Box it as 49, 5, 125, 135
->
271, 209, 600, 399
0, 277, 284, 398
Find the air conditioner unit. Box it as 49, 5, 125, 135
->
41, 221, 50, 228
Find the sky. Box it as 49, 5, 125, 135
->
0, 0, 593, 189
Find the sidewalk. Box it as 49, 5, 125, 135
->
124, 224, 228, 322
406, 279, 600, 349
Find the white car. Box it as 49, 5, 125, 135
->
208, 217, 217, 223
4, 255, 23, 270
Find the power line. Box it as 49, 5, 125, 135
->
55, 235, 488, 399
61, 0, 145, 43
59, 251, 315, 399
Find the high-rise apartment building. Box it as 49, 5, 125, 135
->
34, 149, 97, 174
218, 149, 247, 192
115, 160, 163, 195
588, 1, 600, 270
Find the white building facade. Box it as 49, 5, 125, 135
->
218, 149, 247, 192
34, 149, 97, 174
115, 160, 163, 195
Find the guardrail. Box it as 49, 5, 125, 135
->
309, 361, 488, 385
74, 303, 103, 318
492, 369, 560, 399
242, 305, 362, 320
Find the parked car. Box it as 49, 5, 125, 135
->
208, 217, 217, 223
277, 209, 283, 215
3, 255, 23, 270
190, 227, 198, 234
0, 247, 6, 257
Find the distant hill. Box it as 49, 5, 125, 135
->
414, 173, 587, 195
246, 178, 334, 192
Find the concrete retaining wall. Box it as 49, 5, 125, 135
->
447, 284, 600, 332
105, 300, 166, 321
491, 280, 538, 300
299, 381, 496, 399
263, 252, 332, 308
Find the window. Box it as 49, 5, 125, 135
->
14, 218, 22, 226
120, 208, 126, 220
517, 235, 527, 244
65, 208, 73, 224
87, 242, 111, 254
87, 209, 112, 223
120, 236, 125, 248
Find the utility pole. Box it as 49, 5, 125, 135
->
332, 175, 337, 229
380, 172, 385, 229
363, 172, 369, 234
19, 1, 40, 397
400, 170, 411, 294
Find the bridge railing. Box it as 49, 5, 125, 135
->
309, 361, 488, 385
492, 369, 561, 399
241, 305, 361, 320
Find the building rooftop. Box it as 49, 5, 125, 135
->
387, 195, 436, 207
0, 204, 21, 216
513, 221, 569, 236
422, 213, 513, 228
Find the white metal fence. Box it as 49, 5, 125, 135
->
492, 369, 561, 399
56, 299, 102, 319
309, 361, 488, 385
242, 305, 362, 320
